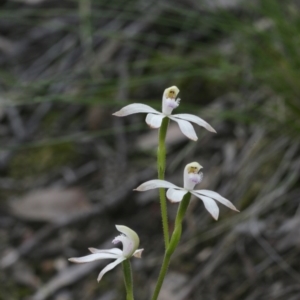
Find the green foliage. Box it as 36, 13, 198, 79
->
4, 1, 299, 132
9, 143, 77, 179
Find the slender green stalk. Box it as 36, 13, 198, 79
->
157, 117, 170, 248
151, 193, 191, 300
122, 259, 134, 300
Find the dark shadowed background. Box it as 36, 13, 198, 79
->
0, 0, 300, 299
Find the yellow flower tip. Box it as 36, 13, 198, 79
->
186, 162, 203, 174
164, 86, 180, 99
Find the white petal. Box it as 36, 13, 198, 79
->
113, 103, 160, 117
191, 192, 219, 220
166, 188, 188, 203
146, 113, 164, 128
97, 257, 125, 282
114, 225, 140, 258
68, 252, 119, 263
88, 248, 123, 255
134, 179, 180, 191
169, 117, 198, 141
133, 248, 144, 258
194, 190, 239, 212
173, 113, 216, 133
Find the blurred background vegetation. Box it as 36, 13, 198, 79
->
0, 0, 300, 299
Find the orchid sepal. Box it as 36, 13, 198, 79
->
134, 179, 180, 191
193, 190, 239, 212
112, 103, 160, 117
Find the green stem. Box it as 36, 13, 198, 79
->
157, 117, 170, 248
151, 193, 191, 300
122, 259, 134, 300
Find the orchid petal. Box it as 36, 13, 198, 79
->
113, 103, 160, 117
68, 252, 119, 263
166, 188, 188, 203
194, 190, 239, 211
97, 257, 126, 282
133, 248, 144, 258
173, 113, 216, 133
88, 248, 123, 256
191, 192, 219, 220
169, 117, 198, 141
114, 225, 140, 258
134, 179, 180, 191
146, 113, 164, 128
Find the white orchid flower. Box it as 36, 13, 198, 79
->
113, 86, 216, 141
68, 225, 143, 282
135, 162, 239, 220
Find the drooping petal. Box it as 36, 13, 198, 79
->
133, 248, 144, 258
191, 192, 219, 220
169, 117, 198, 141
88, 248, 123, 256
172, 113, 216, 133
134, 179, 180, 191
166, 188, 188, 203
97, 257, 126, 282
194, 190, 239, 212
113, 103, 160, 117
68, 252, 119, 263
146, 113, 164, 128
114, 225, 140, 258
